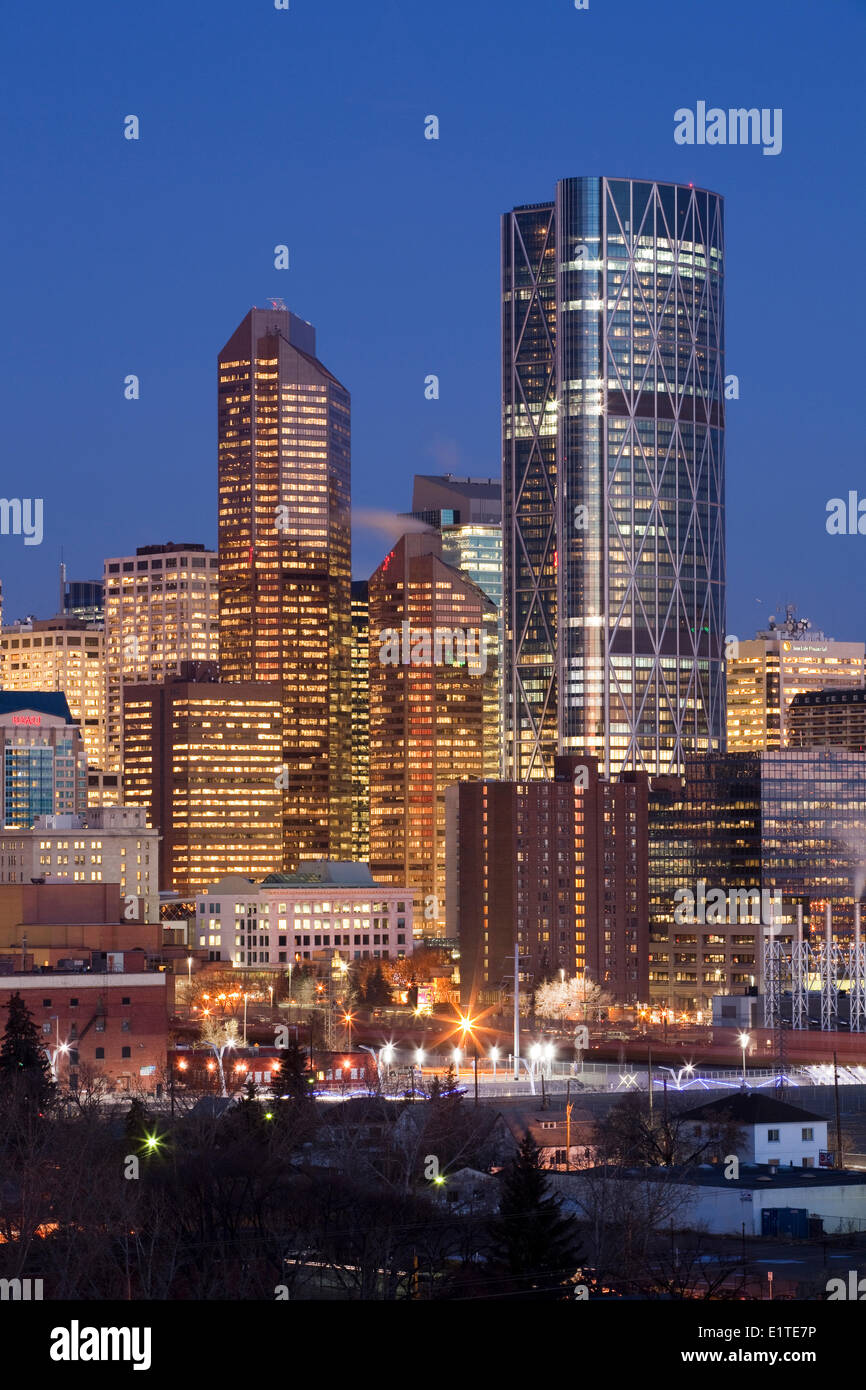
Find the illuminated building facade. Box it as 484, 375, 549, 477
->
121, 675, 282, 897
0, 806, 159, 923
103, 543, 219, 773
0, 692, 87, 827
351, 580, 370, 862
788, 687, 866, 752
1, 617, 106, 769
369, 531, 498, 936
648, 748, 866, 1011
503, 177, 726, 780
446, 756, 650, 1006
726, 608, 864, 752
195, 862, 412, 967
218, 306, 352, 869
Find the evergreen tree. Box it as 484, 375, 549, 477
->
0, 991, 55, 1114
487, 1131, 582, 1298
271, 1039, 313, 1103
363, 965, 391, 1007
124, 1096, 149, 1142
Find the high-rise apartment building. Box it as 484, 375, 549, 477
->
122, 674, 282, 897
1, 617, 106, 768
446, 756, 650, 1007
503, 177, 726, 780
0, 692, 87, 827
369, 532, 498, 936
218, 306, 352, 868
350, 580, 370, 863
103, 543, 219, 772
726, 607, 864, 752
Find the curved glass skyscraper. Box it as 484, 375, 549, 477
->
503, 176, 726, 778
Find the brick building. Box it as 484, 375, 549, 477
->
445, 755, 649, 1006
0, 969, 169, 1094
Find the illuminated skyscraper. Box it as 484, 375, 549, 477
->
0, 692, 87, 827
405, 474, 504, 770
369, 532, 498, 936
103, 543, 219, 772
726, 607, 864, 752
218, 306, 352, 869
122, 673, 282, 897
503, 177, 726, 779
1, 617, 106, 769
351, 580, 370, 863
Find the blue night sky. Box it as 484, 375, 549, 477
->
1, 0, 863, 644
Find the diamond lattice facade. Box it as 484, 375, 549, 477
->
503, 177, 726, 779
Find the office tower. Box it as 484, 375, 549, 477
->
121, 673, 282, 897
726, 606, 864, 751
0, 692, 87, 826
103, 543, 219, 772
503, 177, 726, 780
0, 806, 159, 923
351, 580, 370, 862
196, 863, 412, 967
648, 748, 866, 1012
1, 617, 106, 768
218, 306, 352, 868
788, 687, 866, 752
369, 531, 498, 936
407, 474, 503, 610
406, 474, 504, 768
446, 756, 649, 1007
63, 580, 104, 623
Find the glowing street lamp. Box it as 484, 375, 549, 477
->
490, 1045, 499, 1079
738, 1032, 751, 1084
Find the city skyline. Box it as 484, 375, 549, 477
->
0, 0, 862, 648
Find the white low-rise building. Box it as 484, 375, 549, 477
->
679, 1091, 828, 1169
558, 1164, 866, 1236
0, 807, 159, 923
195, 861, 414, 967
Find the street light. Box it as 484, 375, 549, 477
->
738, 1032, 751, 1084
490, 1045, 499, 1080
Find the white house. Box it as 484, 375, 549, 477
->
679, 1091, 828, 1169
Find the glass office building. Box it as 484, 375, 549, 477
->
648, 749, 866, 1009
218, 307, 353, 869
503, 177, 726, 779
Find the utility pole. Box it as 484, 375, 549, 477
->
565, 1078, 573, 1172
647, 1042, 653, 1119
833, 1050, 843, 1167
473, 1053, 478, 1106
513, 942, 520, 1082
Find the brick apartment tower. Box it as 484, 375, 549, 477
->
446, 755, 649, 1007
